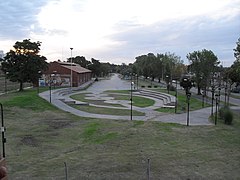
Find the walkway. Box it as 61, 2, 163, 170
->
39, 74, 237, 126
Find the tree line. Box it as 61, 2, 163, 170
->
0, 38, 239, 92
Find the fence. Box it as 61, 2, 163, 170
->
0, 75, 32, 94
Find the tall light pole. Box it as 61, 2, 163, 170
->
70, 47, 73, 91
4, 72, 9, 93
166, 75, 169, 93
130, 74, 134, 121
0, 103, 6, 158
37, 71, 41, 94
172, 80, 177, 113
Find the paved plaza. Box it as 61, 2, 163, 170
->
39, 74, 240, 126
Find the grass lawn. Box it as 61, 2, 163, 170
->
1, 89, 240, 179
108, 93, 155, 108
155, 89, 210, 113
71, 104, 145, 116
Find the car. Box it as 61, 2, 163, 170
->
231, 87, 240, 93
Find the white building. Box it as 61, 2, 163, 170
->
0, 50, 4, 59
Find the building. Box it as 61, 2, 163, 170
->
43, 61, 92, 87
0, 50, 4, 59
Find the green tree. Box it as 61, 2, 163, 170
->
187, 49, 219, 94
1, 39, 48, 91
88, 58, 101, 77
227, 38, 240, 86
67, 55, 91, 68
234, 37, 240, 62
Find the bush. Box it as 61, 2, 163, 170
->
224, 109, 233, 125
219, 106, 228, 119
169, 85, 176, 91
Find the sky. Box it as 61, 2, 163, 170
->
0, 0, 239, 66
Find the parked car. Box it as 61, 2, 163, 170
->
231, 87, 240, 93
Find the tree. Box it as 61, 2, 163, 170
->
187, 49, 219, 95
234, 37, 240, 62
67, 55, 91, 68
1, 39, 48, 91
227, 38, 240, 86
88, 58, 101, 77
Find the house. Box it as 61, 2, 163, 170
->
43, 61, 92, 87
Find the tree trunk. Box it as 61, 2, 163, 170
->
197, 85, 201, 95
19, 81, 23, 91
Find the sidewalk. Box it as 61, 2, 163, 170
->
39, 74, 224, 126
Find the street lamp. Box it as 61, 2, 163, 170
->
136, 74, 139, 90
180, 77, 194, 126
172, 80, 178, 113
4, 72, 9, 93
166, 75, 169, 93
37, 71, 41, 94
211, 86, 215, 116
224, 82, 227, 106
0, 103, 6, 158
202, 89, 205, 108
70, 47, 73, 91
130, 74, 134, 120
215, 94, 219, 125
49, 72, 56, 103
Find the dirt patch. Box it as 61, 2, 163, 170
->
46, 119, 72, 129
21, 135, 39, 147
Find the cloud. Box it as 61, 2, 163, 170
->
102, 13, 240, 65
0, 0, 55, 40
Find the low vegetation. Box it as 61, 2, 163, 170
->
1, 89, 240, 179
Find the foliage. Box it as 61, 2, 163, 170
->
1, 39, 48, 91
67, 55, 91, 68
234, 37, 240, 61
187, 49, 219, 94
227, 38, 240, 86
219, 106, 233, 125
133, 52, 186, 82
224, 109, 233, 125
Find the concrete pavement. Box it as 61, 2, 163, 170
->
38, 73, 240, 126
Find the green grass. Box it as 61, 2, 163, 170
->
109, 94, 155, 107
1, 89, 56, 111
156, 94, 207, 113
1, 89, 240, 179
71, 104, 145, 116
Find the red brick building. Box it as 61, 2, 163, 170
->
43, 61, 92, 87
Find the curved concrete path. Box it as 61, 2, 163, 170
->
39, 74, 218, 125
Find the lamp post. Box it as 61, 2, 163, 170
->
130, 74, 134, 120
215, 94, 219, 125
172, 80, 177, 113
49, 76, 52, 103
166, 75, 169, 93
4, 72, 9, 93
202, 89, 205, 108
37, 71, 41, 94
0, 103, 6, 158
186, 91, 191, 126
180, 77, 194, 126
211, 84, 215, 117
136, 74, 139, 90
49, 72, 56, 103
70, 47, 73, 91
224, 82, 227, 106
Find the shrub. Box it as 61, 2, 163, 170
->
219, 106, 228, 119
223, 109, 233, 125
169, 85, 176, 91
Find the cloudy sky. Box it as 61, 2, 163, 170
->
0, 0, 239, 66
